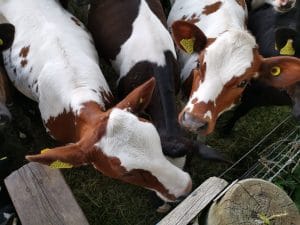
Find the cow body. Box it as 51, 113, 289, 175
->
0, 0, 192, 202
88, 0, 224, 164
223, 2, 300, 133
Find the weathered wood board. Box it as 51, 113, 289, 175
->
158, 176, 228, 225
4, 162, 89, 225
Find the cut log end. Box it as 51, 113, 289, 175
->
206, 178, 300, 225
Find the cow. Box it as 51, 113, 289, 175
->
87, 0, 226, 169
0, 14, 14, 127
167, 0, 300, 136
222, 1, 300, 133
0, 0, 193, 203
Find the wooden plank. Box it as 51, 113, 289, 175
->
4, 162, 89, 225
158, 177, 228, 225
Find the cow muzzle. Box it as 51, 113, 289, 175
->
179, 111, 210, 134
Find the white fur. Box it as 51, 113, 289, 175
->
96, 108, 191, 200
112, 0, 176, 80
0, 0, 111, 123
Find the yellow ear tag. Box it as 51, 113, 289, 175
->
270, 66, 281, 76
0, 38, 3, 46
41, 148, 73, 169
180, 38, 195, 54
275, 43, 278, 51
280, 39, 295, 56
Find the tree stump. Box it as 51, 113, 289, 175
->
206, 178, 300, 225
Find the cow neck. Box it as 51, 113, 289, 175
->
152, 51, 181, 136
46, 101, 106, 144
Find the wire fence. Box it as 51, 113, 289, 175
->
220, 115, 300, 184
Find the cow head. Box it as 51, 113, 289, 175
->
172, 21, 300, 135
26, 78, 192, 202
172, 21, 261, 135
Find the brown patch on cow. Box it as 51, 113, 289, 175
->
71, 17, 81, 27
21, 59, 28, 67
236, 0, 246, 10
202, 1, 222, 15
46, 110, 77, 143
19, 46, 30, 58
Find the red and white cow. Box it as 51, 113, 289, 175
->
168, 0, 300, 135
0, 14, 14, 126
0, 0, 192, 202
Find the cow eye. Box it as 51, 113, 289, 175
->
237, 80, 248, 88
196, 61, 200, 69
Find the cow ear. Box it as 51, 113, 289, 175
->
115, 77, 156, 113
25, 144, 86, 168
0, 23, 15, 51
171, 20, 207, 54
258, 56, 300, 88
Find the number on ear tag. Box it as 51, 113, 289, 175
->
180, 38, 195, 54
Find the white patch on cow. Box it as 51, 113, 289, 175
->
203, 110, 212, 120
168, 0, 248, 81
184, 30, 256, 112
0, 0, 111, 123
96, 108, 191, 200
112, 0, 176, 80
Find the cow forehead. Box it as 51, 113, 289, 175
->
189, 30, 256, 106
97, 108, 164, 167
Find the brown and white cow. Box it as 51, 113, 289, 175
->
0, 14, 14, 126
87, 0, 226, 168
167, 0, 300, 135
0, 0, 192, 202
